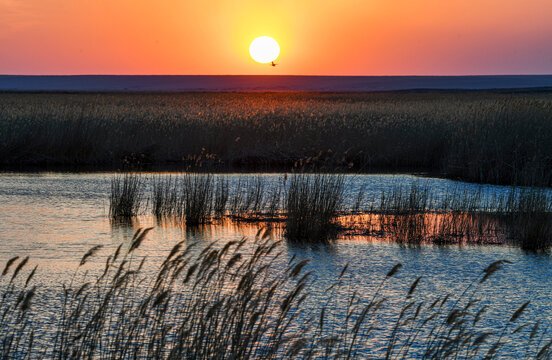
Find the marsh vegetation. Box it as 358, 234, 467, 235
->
109, 173, 552, 251
1, 91, 551, 186
3, 89, 552, 359
1, 230, 550, 359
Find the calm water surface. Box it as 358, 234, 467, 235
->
1, 172, 551, 358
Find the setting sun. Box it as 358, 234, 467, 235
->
249, 36, 280, 64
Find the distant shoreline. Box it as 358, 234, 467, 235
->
2, 88, 552, 95
2, 75, 552, 92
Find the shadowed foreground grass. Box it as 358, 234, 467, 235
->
1, 229, 551, 359
1, 91, 552, 186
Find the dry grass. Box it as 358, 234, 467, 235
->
1, 91, 552, 186
0, 230, 550, 359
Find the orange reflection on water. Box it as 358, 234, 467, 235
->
148, 211, 508, 246
337, 212, 507, 245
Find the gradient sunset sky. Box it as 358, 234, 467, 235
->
1, 0, 551, 75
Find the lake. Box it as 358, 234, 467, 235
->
1, 172, 551, 358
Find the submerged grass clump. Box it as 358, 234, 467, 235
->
109, 173, 143, 219
285, 174, 345, 241
151, 174, 215, 225
181, 174, 213, 225
500, 188, 552, 252
363, 181, 552, 249
0, 230, 551, 359
152, 175, 178, 218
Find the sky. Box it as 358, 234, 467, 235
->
1, 0, 552, 75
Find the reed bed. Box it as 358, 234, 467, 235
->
367, 182, 552, 250
355, 212, 502, 246
2, 91, 552, 186
285, 174, 345, 241
151, 174, 284, 223
371, 183, 482, 245
0, 230, 550, 359
379, 182, 432, 214
228, 176, 268, 217
116, 173, 552, 250
499, 188, 552, 252
151, 174, 216, 225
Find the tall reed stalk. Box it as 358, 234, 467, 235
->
181, 174, 213, 225
109, 173, 143, 219
213, 176, 229, 217
152, 175, 178, 218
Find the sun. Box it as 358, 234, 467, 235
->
249, 36, 280, 64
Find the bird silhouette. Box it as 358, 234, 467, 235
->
271, 61, 278, 67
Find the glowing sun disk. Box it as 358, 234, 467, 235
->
249, 36, 280, 64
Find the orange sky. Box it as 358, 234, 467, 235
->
1, 0, 551, 75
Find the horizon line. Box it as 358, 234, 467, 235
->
2, 74, 552, 77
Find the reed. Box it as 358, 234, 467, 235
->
151, 175, 279, 222
181, 174, 214, 225
2, 92, 552, 186
500, 188, 552, 252
244, 176, 266, 215
373, 182, 552, 248
285, 174, 345, 241
134, 173, 552, 249
109, 173, 143, 219
213, 176, 229, 217
228, 178, 246, 217
266, 183, 283, 217
379, 182, 431, 214
352, 185, 365, 213
377, 182, 431, 244
151, 174, 216, 225
152, 175, 178, 218
0, 230, 550, 359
